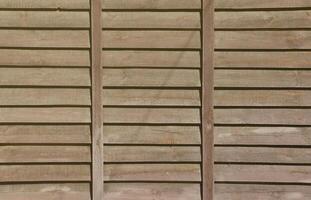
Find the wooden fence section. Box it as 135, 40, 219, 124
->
214, 1, 311, 199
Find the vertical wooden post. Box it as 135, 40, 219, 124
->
91, 0, 103, 199
202, 0, 214, 199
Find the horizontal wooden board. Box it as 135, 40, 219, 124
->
102, 0, 201, 9
102, 31, 200, 49
102, 69, 200, 87
214, 90, 311, 106
0, 88, 90, 106
215, 164, 311, 183
215, 0, 311, 9
102, 89, 200, 106
215, 147, 311, 164
215, 31, 311, 49
103, 125, 201, 144
0, 146, 90, 163
215, 11, 311, 29
104, 164, 201, 181
0, 125, 91, 144
104, 146, 201, 162
0, 108, 91, 123
215, 51, 311, 69
0, 30, 89, 48
0, 11, 89, 28
215, 70, 311, 88
103, 108, 200, 124
102, 12, 200, 29
105, 183, 200, 200
215, 109, 311, 125
215, 184, 311, 200
0, 68, 90, 86
0, 0, 89, 9
0, 165, 90, 182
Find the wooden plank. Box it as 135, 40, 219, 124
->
102, 31, 200, 49
0, 30, 89, 48
103, 108, 200, 124
0, 0, 89, 9
0, 146, 90, 163
215, 70, 311, 88
215, 0, 311, 9
0, 68, 90, 86
102, 69, 200, 87
0, 11, 89, 28
102, 89, 200, 106
0, 49, 90, 67
105, 183, 201, 200
215, 164, 311, 183
102, 50, 200, 68
0, 125, 91, 144
215, 11, 311, 29
102, 12, 200, 29
214, 90, 311, 106
104, 164, 201, 181
214, 127, 311, 146
0, 108, 91, 123
215, 109, 311, 125
0, 88, 91, 106
103, 125, 201, 145
0, 165, 90, 182
215, 31, 311, 49
102, 0, 201, 9
104, 146, 201, 162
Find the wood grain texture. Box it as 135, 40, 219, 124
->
0, 0, 90, 9
215, 0, 311, 9
102, 0, 201, 9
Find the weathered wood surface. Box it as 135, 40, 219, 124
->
215, 0, 311, 9
102, 0, 201, 9
0, 0, 89, 9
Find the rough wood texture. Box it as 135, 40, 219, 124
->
215, 0, 311, 9
102, 0, 201, 9
0, 0, 90, 9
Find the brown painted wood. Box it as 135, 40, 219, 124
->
215, 0, 311, 9
102, 0, 201, 9
0, 0, 90, 9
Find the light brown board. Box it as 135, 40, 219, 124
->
215, 0, 311, 9
0, 0, 90, 9
102, 0, 201, 9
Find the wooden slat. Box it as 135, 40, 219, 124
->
0, 125, 91, 144
0, 0, 89, 9
214, 127, 311, 146
102, 0, 201, 9
0, 30, 89, 48
0, 108, 91, 123
0, 165, 90, 182
215, 109, 311, 125
215, 164, 311, 183
102, 12, 200, 29
103, 125, 201, 145
215, 11, 311, 29
105, 183, 201, 200
0, 11, 89, 28
0, 68, 90, 86
102, 31, 200, 49
215, 31, 311, 49
215, 70, 311, 88
102, 89, 200, 106
0, 146, 90, 163
102, 50, 200, 68
104, 146, 201, 162
215, 0, 311, 9
104, 164, 201, 181
103, 108, 200, 124
102, 69, 200, 87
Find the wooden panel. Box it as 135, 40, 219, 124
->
104, 146, 201, 162
0, 11, 89, 28
215, 11, 311, 29
215, 31, 311, 49
215, 0, 311, 9
215, 164, 311, 183
0, 0, 89, 9
104, 164, 201, 181
102, 31, 200, 49
0, 30, 89, 48
102, 89, 200, 106
215, 109, 311, 125
0, 125, 91, 144
102, 12, 200, 29
215, 70, 311, 88
103, 108, 200, 124
0, 108, 91, 123
0, 68, 90, 86
102, 0, 201, 9
0, 165, 90, 182
103, 125, 200, 145
105, 183, 201, 200
0, 146, 90, 163
102, 69, 200, 87
102, 50, 200, 68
